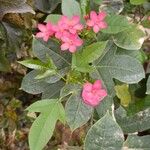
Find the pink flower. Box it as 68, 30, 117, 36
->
82, 80, 107, 107
53, 15, 83, 39
61, 32, 83, 53
64, 15, 83, 34
36, 22, 55, 42
86, 11, 107, 33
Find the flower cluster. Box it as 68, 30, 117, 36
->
36, 15, 83, 53
36, 11, 107, 53
82, 80, 107, 107
86, 11, 108, 33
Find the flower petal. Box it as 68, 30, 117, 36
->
93, 25, 100, 33
93, 80, 102, 89
97, 89, 107, 100
69, 45, 77, 53
36, 32, 44, 38
74, 24, 83, 30
71, 15, 80, 25
61, 43, 69, 51
98, 21, 108, 29
83, 83, 93, 92
90, 11, 97, 21
38, 24, 46, 32
98, 11, 107, 21
43, 35, 49, 42
86, 20, 94, 27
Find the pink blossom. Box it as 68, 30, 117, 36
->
64, 15, 83, 34
36, 22, 55, 42
82, 80, 107, 107
86, 11, 107, 33
53, 15, 83, 39
61, 32, 83, 53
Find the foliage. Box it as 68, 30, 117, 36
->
0, 0, 150, 149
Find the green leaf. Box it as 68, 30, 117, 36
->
26, 99, 57, 113
62, 0, 81, 17
60, 84, 81, 98
95, 44, 145, 95
21, 70, 50, 94
28, 100, 65, 150
0, 0, 34, 20
34, 0, 61, 13
115, 84, 131, 107
84, 112, 124, 150
130, 0, 147, 5
72, 41, 107, 72
80, 0, 90, 16
96, 95, 113, 118
35, 69, 56, 80
102, 15, 129, 34
45, 14, 62, 24
18, 59, 51, 70
32, 38, 71, 69
42, 80, 65, 99
115, 106, 150, 133
123, 135, 150, 149
29, 112, 57, 150
146, 76, 150, 94
64, 84, 93, 131
57, 102, 66, 124
125, 95, 150, 116
116, 48, 148, 64
93, 0, 103, 4
44, 67, 69, 84
113, 25, 146, 50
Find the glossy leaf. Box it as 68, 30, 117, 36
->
62, 0, 81, 17
113, 25, 146, 50
84, 112, 124, 150
123, 135, 150, 149
72, 41, 107, 72
102, 15, 129, 34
